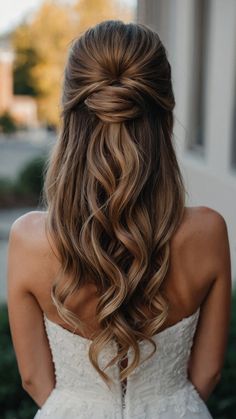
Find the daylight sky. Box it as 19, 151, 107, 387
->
0, 0, 137, 35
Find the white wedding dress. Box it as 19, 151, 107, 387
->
34, 306, 213, 418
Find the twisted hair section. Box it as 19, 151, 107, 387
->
43, 20, 186, 387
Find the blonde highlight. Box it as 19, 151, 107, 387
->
43, 20, 186, 389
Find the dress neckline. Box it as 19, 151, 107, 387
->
43, 306, 200, 344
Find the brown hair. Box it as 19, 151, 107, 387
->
43, 19, 186, 389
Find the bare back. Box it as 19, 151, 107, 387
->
25, 205, 225, 337
7, 204, 231, 404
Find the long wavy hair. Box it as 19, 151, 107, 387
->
43, 19, 186, 389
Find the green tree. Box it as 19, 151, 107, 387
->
0, 111, 17, 133
11, 24, 39, 96
11, 1, 75, 127
11, 0, 135, 128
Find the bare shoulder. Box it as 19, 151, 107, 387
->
9, 210, 47, 241
181, 205, 228, 243
9, 211, 55, 253
8, 210, 57, 277
7, 210, 61, 301
173, 205, 230, 285
183, 205, 226, 229
175, 205, 228, 248
188, 205, 228, 248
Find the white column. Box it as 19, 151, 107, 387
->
204, 0, 236, 176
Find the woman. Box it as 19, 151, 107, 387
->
7, 20, 231, 418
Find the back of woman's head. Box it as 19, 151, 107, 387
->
43, 19, 186, 387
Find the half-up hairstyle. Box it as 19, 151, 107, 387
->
43, 19, 186, 389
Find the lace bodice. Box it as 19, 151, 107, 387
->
34, 307, 213, 418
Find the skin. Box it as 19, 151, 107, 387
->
7, 206, 232, 407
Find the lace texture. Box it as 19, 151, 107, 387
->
33, 308, 213, 418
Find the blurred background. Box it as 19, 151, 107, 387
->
0, 0, 235, 418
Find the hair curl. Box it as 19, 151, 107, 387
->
43, 19, 186, 389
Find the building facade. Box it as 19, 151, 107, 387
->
0, 47, 38, 128
137, 0, 236, 282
